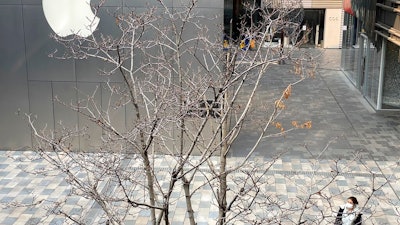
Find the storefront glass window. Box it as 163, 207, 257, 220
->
364, 43, 381, 107
341, 13, 359, 84
382, 41, 400, 109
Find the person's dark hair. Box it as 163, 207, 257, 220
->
348, 196, 359, 205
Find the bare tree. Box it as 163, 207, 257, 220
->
22, 0, 399, 225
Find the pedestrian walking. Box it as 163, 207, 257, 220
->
334, 196, 362, 225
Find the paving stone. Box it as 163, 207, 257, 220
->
1, 50, 399, 224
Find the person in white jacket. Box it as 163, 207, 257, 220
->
334, 196, 362, 225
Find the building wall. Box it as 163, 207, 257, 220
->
310, 0, 342, 8
301, 0, 344, 48
312, 0, 344, 48
0, 0, 224, 150
323, 8, 344, 48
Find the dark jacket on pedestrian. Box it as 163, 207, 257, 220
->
334, 206, 362, 225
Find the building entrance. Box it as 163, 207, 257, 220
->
300, 9, 325, 47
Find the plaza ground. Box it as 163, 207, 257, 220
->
0, 49, 399, 224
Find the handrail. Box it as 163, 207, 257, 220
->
376, 3, 400, 13
375, 22, 390, 31
375, 22, 400, 38
375, 30, 390, 39
386, 0, 400, 5
375, 25, 400, 47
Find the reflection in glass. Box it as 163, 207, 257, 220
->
382, 41, 400, 109
364, 43, 381, 107
341, 13, 359, 84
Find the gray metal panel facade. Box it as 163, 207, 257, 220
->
76, 82, 103, 151
23, 5, 76, 82
28, 81, 54, 131
0, 5, 31, 149
0, 0, 223, 150
75, 6, 124, 83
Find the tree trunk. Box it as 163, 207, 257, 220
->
183, 177, 196, 225
218, 157, 227, 225
142, 152, 157, 225
218, 90, 229, 225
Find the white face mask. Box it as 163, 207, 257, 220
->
345, 203, 354, 209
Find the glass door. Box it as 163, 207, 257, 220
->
362, 38, 382, 108
355, 35, 365, 89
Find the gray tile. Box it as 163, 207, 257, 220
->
1, 217, 18, 224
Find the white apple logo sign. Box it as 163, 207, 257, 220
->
42, 0, 100, 38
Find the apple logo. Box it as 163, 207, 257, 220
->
42, 0, 100, 38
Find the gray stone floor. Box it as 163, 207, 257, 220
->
231, 49, 400, 161
1, 49, 399, 224
0, 152, 399, 224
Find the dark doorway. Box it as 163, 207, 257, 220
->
300, 9, 325, 47
224, 0, 262, 40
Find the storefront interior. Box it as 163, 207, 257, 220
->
341, 10, 400, 111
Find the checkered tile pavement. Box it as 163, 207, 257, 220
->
1, 50, 400, 224
0, 151, 398, 224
